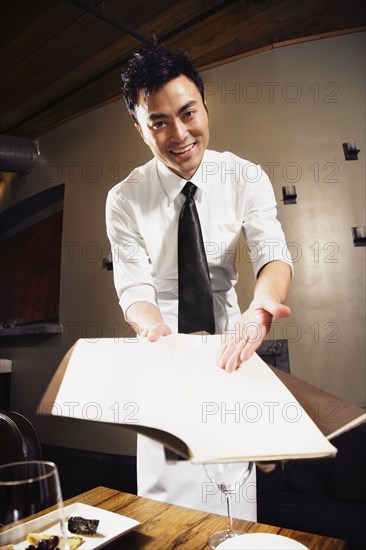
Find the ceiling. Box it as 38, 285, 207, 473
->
1, 0, 365, 139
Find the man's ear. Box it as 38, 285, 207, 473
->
134, 122, 144, 140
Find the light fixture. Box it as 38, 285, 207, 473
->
343, 141, 360, 160
282, 185, 297, 205
351, 226, 366, 247
102, 253, 113, 270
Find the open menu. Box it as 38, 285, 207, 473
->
38, 335, 365, 463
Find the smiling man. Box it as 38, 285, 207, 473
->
105, 45, 292, 518
134, 76, 209, 179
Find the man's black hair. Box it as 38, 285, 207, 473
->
121, 44, 205, 119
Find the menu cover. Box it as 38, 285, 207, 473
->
38, 335, 364, 464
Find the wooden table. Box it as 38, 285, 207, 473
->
65, 486, 346, 549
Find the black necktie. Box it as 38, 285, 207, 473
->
178, 182, 215, 334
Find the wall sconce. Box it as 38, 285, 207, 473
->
343, 141, 360, 160
282, 185, 297, 205
351, 226, 366, 247
102, 253, 113, 270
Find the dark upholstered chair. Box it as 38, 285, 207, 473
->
0, 410, 42, 465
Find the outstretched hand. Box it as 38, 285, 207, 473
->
218, 298, 291, 372
140, 323, 172, 341
126, 302, 172, 342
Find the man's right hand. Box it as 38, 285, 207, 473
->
126, 302, 172, 341
142, 323, 172, 341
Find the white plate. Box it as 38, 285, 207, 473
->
3, 502, 140, 549
216, 533, 309, 549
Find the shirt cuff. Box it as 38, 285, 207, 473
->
119, 284, 158, 315
250, 241, 294, 279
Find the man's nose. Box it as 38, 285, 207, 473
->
171, 119, 188, 142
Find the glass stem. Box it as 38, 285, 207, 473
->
226, 493, 233, 533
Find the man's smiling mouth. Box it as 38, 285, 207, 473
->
170, 143, 196, 155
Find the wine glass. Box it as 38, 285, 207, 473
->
0, 460, 68, 549
203, 461, 253, 549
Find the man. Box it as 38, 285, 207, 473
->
106, 45, 292, 519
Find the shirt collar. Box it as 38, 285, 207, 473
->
157, 150, 211, 204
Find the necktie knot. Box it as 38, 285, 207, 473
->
182, 181, 197, 200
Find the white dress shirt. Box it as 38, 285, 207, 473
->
106, 149, 292, 520
106, 149, 292, 332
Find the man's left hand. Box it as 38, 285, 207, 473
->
218, 298, 291, 372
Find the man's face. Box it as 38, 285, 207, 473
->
134, 75, 209, 180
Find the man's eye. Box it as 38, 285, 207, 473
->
152, 121, 166, 129
184, 111, 194, 118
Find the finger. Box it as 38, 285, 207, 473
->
239, 325, 266, 362
161, 324, 173, 337
224, 338, 250, 372
239, 340, 257, 362
147, 329, 160, 342
147, 323, 172, 341
218, 337, 233, 357
147, 325, 165, 341
218, 337, 237, 369
262, 299, 291, 319
218, 339, 232, 359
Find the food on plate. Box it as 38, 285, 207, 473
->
68, 516, 99, 535
25, 535, 60, 549
0, 544, 15, 550
25, 533, 84, 549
